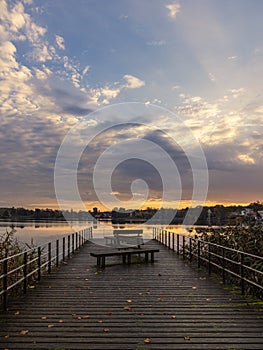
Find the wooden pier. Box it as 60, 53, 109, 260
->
1, 240, 263, 349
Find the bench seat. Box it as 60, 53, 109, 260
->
105, 229, 144, 248
90, 248, 159, 268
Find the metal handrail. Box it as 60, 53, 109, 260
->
0, 227, 92, 311
153, 227, 263, 298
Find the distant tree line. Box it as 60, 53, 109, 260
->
0, 201, 262, 225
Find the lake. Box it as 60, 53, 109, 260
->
0, 220, 196, 247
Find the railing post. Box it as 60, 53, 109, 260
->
63, 237, 65, 261
48, 242, 51, 274
240, 252, 245, 295
38, 247, 41, 282
75, 232, 78, 250
68, 235, 70, 258
222, 247, 226, 284
208, 243, 211, 274
198, 240, 201, 268
3, 259, 8, 311
72, 233, 74, 253
189, 237, 192, 262
56, 240, 59, 267
182, 235, 185, 259
23, 252, 28, 294
168, 231, 171, 249
172, 232, 175, 251
177, 234, 179, 255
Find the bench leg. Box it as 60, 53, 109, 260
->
122, 254, 126, 264
101, 256, 105, 268
145, 252, 149, 262
97, 257, 100, 267
127, 253, 131, 264
151, 252, 154, 263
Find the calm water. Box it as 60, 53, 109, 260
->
0, 220, 195, 246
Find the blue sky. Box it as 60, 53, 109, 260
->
1, 0, 263, 210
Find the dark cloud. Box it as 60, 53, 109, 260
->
34, 77, 93, 116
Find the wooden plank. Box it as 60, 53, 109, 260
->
0, 240, 263, 349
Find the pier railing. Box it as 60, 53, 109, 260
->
0, 227, 92, 311
153, 227, 263, 299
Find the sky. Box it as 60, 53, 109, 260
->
1, 0, 263, 212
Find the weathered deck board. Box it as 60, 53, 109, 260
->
0, 240, 263, 349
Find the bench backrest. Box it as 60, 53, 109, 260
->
113, 229, 143, 235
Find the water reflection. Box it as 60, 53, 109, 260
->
0, 220, 203, 247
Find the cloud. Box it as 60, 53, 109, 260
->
82, 65, 90, 75
209, 72, 216, 82
89, 85, 121, 105
177, 94, 220, 119
146, 39, 166, 46
228, 88, 246, 99
123, 74, 145, 89
227, 55, 238, 60
238, 154, 255, 165
165, 2, 181, 19
119, 14, 128, 20
55, 34, 65, 50
87, 74, 145, 105
35, 77, 93, 116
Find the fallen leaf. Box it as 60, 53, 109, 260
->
206, 298, 212, 302
171, 315, 177, 319
28, 285, 35, 289
20, 330, 29, 335
4, 335, 9, 339
103, 328, 109, 332
157, 297, 164, 301
72, 313, 76, 317
82, 315, 90, 319
14, 311, 20, 315
184, 336, 191, 341
192, 286, 197, 289
144, 338, 151, 344
97, 320, 103, 323
47, 324, 55, 328
77, 316, 82, 320
145, 291, 150, 295
41, 316, 47, 320
58, 319, 63, 323
127, 299, 133, 303
123, 306, 132, 311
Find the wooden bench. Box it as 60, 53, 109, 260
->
105, 229, 144, 248
90, 248, 159, 268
